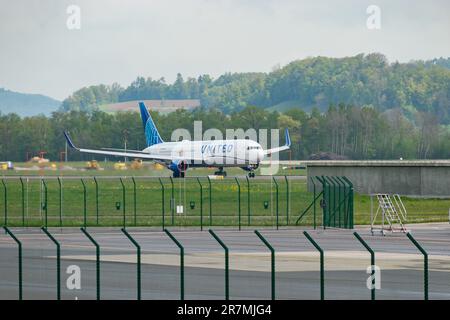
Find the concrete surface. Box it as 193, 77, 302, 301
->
0, 223, 449, 300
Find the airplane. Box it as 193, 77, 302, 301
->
64, 102, 291, 178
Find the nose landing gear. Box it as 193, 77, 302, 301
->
214, 167, 227, 177
248, 172, 255, 178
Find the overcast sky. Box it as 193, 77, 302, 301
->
1, 0, 449, 100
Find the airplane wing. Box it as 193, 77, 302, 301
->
264, 128, 292, 156
64, 131, 204, 162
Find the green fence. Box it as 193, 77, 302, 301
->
0, 176, 314, 228
296, 176, 354, 229
0, 227, 433, 300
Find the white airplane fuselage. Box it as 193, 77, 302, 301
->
145, 139, 264, 167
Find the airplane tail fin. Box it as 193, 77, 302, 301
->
139, 102, 164, 147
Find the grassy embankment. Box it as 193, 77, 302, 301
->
1, 162, 449, 227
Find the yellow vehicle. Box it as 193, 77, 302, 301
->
130, 159, 143, 170
114, 162, 127, 170
0, 161, 13, 170
86, 160, 100, 170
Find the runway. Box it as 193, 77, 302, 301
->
0, 223, 449, 300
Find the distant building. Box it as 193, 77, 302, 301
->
100, 99, 201, 114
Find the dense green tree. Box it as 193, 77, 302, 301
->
1, 105, 450, 162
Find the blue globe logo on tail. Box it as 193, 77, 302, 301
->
139, 102, 164, 147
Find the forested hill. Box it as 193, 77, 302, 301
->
0, 88, 61, 117
61, 53, 450, 123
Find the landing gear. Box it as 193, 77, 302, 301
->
172, 171, 186, 178
248, 172, 256, 178
214, 167, 227, 177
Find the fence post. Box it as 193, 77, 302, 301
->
208, 229, 229, 300
119, 178, 126, 228
331, 177, 342, 228
303, 231, 324, 300
57, 177, 62, 227
3, 226, 22, 300
158, 178, 165, 230
20, 177, 25, 227
80, 227, 100, 300
312, 177, 316, 229
41, 227, 61, 300
132, 177, 137, 226
353, 232, 375, 300
80, 179, 87, 228
197, 178, 203, 231
93, 177, 99, 226
284, 176, 289, 225
246, 176, 251, 226
342, 176, 354, 229
121, 228, 141, 300
272, 177, 279, 230
169, 176, 175, 226
164, 229, 184, 300
207, 176, 212, 226
336, 176, 347, 227
42, 179, 48, 228
235, 177, 241, 231
406, 233, 428, 300
324, 177, 336, 227
2, 179, 7, 226
254, 230, 275, 300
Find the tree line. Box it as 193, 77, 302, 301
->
61, 53, 450, 124
1, 105, 449, 162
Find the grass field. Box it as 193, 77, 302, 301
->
0, 161, 306, 177
1, 163, 450, 227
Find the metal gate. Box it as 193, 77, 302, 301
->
296, 176, 354, 229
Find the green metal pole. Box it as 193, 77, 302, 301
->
197, 178, 203, 231
336, 176, 348, 227
119, 178, 126, 228
57, 177, 62, 227
41, 227, 61, 300
254, 230, 275, 300
169, 176, 175, 226
121, 228, 141, 300
132, 177, 137, 226
246, 176, 251, 226
406, 233, 428, 300
80, 227, 100, 300
20, 178, 25, 227
2, 179, 7, 226
159, 178, 165, 230
3, 226, 22, 300
353, 232, 375, 300
80, 179, 87, 228
209, 229, 229, 300
342, 176, 354, 229
272, 177, 279, 230
93, 177, 99, 226
284, 176, 289, 225
330, 177, 341, 228
312, 177, 316, 229
42, 179, 48, 228
207, 176, 212, 226
303, 231, 324, 300
235, 177, 241, 231
164, 229, 184, 300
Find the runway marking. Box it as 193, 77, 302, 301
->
49, 251, 450, 272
